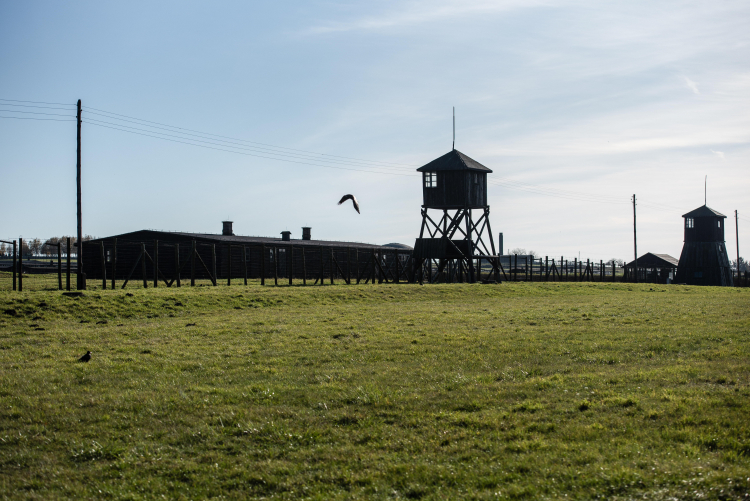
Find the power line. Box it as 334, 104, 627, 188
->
0, 115, 76, 122
0, 108, 75, 118
82, 105, 418, 169
83, 117, 414, 175
84, 120, 416, 177
487, 177, 628, 205
0, 98, 76, 107
5, 98, 735, 214
82, 115, 414, 173
0, 102, 77, 111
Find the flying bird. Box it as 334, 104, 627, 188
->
337, 194, 360, 214
78, 351, 91, 363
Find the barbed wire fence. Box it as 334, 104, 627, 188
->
2, 237, 748, 291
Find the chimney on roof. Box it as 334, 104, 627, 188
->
281, 231, 291, 241
302, 227, 311, 240
222, 221, 234, 236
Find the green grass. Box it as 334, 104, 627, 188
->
1, 282, 749, 500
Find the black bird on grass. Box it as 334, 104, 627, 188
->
78, 351, 91, 363
337, 194, 360, 214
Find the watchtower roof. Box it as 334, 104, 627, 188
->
416, 149, 492, 173
682, 205, 726, 218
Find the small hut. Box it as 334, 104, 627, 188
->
674, 205, 733, 286
624, 253, 678, 283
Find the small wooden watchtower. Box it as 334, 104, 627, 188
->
675, 205, 733, 286
412, 149, 500, 283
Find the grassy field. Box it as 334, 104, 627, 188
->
0, 282, 749, 500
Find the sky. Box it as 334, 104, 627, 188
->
1, 0, 749, 262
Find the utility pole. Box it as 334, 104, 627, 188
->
736, 210, 740, 286
632, 194, 638, 283
76, 99, 83, 289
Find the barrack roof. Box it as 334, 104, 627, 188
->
625, 252, 679, 268
86, 229, 410, 250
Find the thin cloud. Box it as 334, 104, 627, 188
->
683, 76, 700, 94
711, 149, 725, 160
305, 0, 546, 34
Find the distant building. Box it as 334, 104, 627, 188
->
81, 222, 411, 283
624, 253, 678, 283
674, 205, 732, 286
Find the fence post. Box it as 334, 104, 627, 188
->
57, 243, 62, 290
346, 247, 351, 284
66, 237, 71, 291
175, 244, 181, 287
112, 239, 117, 290
211, 244, 217, 286
100, 241, 106, 290
18, 238, 22, 292
273, 247, 278, 286
289, 245, 294, 286
141, 243, 147, 288
319, 245, 324, 286
227, 245, 232, 286
378, 251, 383, 284
153, 240, 158, 288
330, 248, 334, 285
395, 249, 400, 284
261, 244, 266, 286
191, 240, 196, 286
12, 241, 17, 291
355, 248, 359, 284
243, 245, 248, 286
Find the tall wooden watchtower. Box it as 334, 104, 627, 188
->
412, 149, 499, 283
675, 205, 733, 286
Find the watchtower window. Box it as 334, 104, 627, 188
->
686, 218, 694, 228
424, 172, 437, 188
718, 220, 721, 228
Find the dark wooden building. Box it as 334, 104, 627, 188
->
675, 205, 733, 286
81, 223, 411, 286
413, 149, 500, 283
624, 253, 678, 283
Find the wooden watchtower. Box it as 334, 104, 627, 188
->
675, 205, 733, 286
412, 149, 500, 283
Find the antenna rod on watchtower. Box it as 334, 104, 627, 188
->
452, 107, 455, 150
705, 175, 707, 205
76, 99, 83, 290
633, 194, 638, 283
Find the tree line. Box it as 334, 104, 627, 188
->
0, 236, 94, 258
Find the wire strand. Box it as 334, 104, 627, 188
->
0, 102, 77, 111
83, 117, 413, 175
82, 115, 413, 173
84, 120, 417, 177
0, 98, 76, 107
0, 109, 75, 118
0, 115, 76, 122
82, 105, 418, 169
